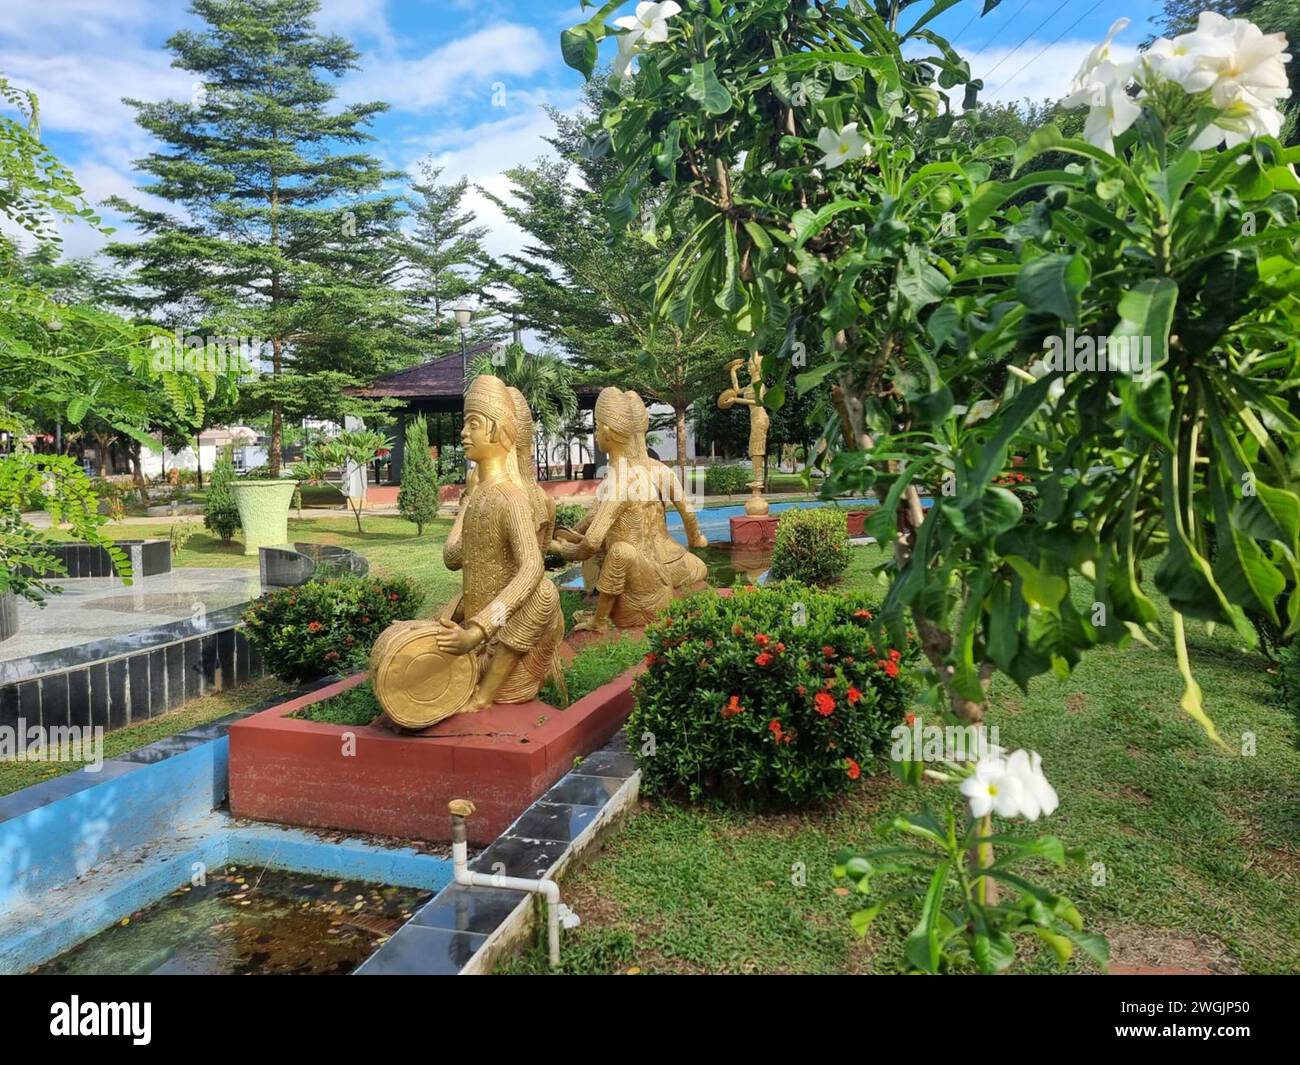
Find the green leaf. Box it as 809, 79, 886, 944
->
686, 60, 732, 115
896, 244, 950, 312
1112, 277, 1177, 374
1016, 252, 1089, 324
560, 27, 597, 78
943, 485, 1023, 540
792, 200, 860, 248
973, 930, 1016, 973
850, 903, 884, 938
903, 862, 950, 974
1033, 927, 1074, 965
1006, 556, 1069, 610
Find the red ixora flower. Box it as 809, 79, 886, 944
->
775, 642, 786, 654
853, 608, 873, 620
795, 685, 807, 697
754, 633, 770, 647
845, 757, 861, 780
361, 616, 371, 624
905, 712, 917, 727
888, 648, 902, 664
324, 651, 340, 662
731, 623, 744, 637
722, 695, 743, 719
879, 659, 900, 679
822, 645, 836, 659
754, 651, 774, 667
307, 621, 323, 633
768, 719, 784, 743
847, 686, 862, 704
644, 652, 657, 666
815, 691, 836, 717
389, 592, 399, 601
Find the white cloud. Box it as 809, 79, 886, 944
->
961, 39, 1140, 106
341, 23, 551, 112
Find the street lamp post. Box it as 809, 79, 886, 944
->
451, 302, 473, 381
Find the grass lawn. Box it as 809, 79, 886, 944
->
0, 677, 293, 797
497, 545, 1300, 976
57, 514, 462, 608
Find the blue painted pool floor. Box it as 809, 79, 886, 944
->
0, 811, 450, 974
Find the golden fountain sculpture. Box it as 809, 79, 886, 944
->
549, 387, 674, 632
717, 352, 770, 516
370, 374, 564, 730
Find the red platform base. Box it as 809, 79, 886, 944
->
729, 514, 780, 548
228, 667, 639, 846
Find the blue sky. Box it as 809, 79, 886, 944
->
0, 0, 1167, 263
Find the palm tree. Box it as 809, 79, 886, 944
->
466, 342, 579, 477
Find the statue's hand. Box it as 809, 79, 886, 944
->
434, 618, 482, 655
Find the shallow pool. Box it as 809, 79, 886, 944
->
35, 866, 432, 976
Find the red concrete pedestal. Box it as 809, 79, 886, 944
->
729, 514, 780, 548
228, 668, 638, 846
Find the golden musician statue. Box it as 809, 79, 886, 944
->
717, 352, 770, 516
550, 387, 677, 632
370, 374, 563, 729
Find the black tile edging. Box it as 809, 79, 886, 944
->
0, 675, 342, 827
353, 732, 641, 976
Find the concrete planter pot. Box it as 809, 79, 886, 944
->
231, 479, 296, 557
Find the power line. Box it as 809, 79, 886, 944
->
990, 0, 1109, 96
981, 0, 1073, 81
952, 1, 986, 42
972, 0, 1035, 56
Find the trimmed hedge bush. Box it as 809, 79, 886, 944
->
241, 575, 421, 683
769, 507, 850, 586
704, 463, 749, 496
630, 584, 917, 808
204, 446, 241, 544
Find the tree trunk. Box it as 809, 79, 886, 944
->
129, 441, 149, 505
270, 337, 284, 478
675, 406, 689, 489
194, 435, 203, 490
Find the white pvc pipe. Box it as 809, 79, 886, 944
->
450, 803, 561, 968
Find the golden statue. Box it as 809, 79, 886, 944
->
550, 387, 672, 632
509, 385, 556, 554
717, 352, 770, 516
623, 390, 708, 591
371, 374, 563, 729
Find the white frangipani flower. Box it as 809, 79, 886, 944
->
1029, 358, 1068, 403
557, 903, 581, 930
614, 32, 641, 81
1063, 21, 1142, 155
960, 755, 1025, 819
1003, 749, 1060, 821
815, 123, 871, 170
613, 2, 681, 46
963, 398, 999, 426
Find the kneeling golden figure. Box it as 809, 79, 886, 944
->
371, 374, 563, 730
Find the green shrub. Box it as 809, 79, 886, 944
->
1279, 645, 1300, 724
630, 584, 917, 808
554, 502, 586, 531
769, 507, 850, 586
241, 575, 422, 683
397, 415, 439, 535
204, 445, 241, 543
704, 463, 749, 496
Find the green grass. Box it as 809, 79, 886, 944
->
541, 632, 648, 707
294, 681, 382, 726
496, 546, 1300, 976
54, 515, 462, 608
0, 677, 293, 797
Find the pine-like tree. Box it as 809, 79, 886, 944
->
104, 0, 417, 476
397, 415, 439, 535
204, 444, 241, 544
400, 162, 493, 355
